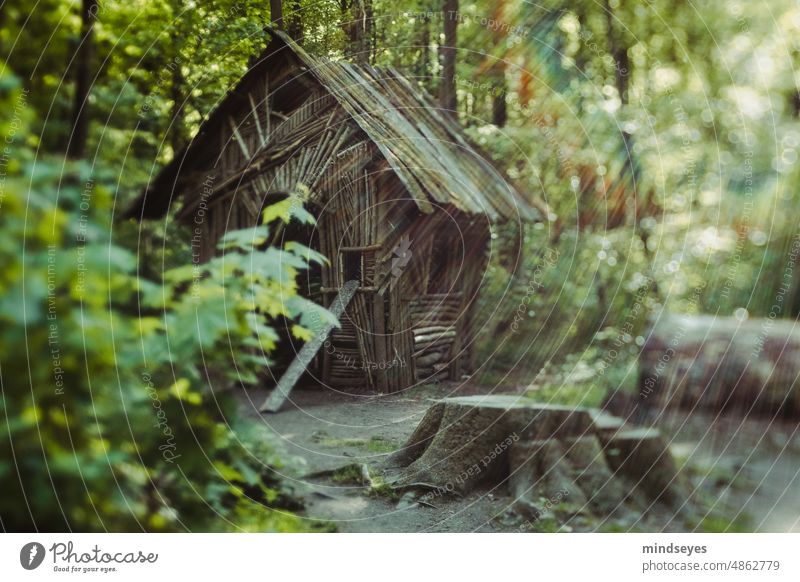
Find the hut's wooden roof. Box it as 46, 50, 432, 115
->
126, 30, 537, 222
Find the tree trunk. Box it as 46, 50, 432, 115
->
491, 63, 507, 127
167, 0, 186, 154
285, 0, 303, 41
66, 0, 98, 159
603, 0, 660, 298
439, 0, 458, 117
361, 0, 374, 64
604, 0, 634, 173
416, 12, 431, 83
0, 7, 5, 58
270, 0, 284, 29
169, 59, 186, 153
604, 0, 629, 106
341, 0, 373, 64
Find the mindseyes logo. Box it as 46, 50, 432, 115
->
20, 542, 46, 570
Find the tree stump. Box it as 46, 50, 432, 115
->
384, 395, 685, 518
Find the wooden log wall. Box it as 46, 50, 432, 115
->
452, 216, 491, 377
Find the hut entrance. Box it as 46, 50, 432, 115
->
340, 251, 363, 285
321, 244, 381, 391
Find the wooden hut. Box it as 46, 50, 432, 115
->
126, 30, 536, 398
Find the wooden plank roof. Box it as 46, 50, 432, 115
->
125, 29, 537, 222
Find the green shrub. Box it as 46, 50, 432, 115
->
0, 73, 329, 531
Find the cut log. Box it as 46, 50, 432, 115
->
415, 351, 445, 368
259, 280, 359, 413
641, 314, 800, 418
414, 330, 456, 343
412, 325, 452, 335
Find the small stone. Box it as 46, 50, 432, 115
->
395, 491, 418, 510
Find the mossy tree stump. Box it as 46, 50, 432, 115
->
384, 395, 685, 518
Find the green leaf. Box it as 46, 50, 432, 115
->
285, 241, 328, 265
219, 225, 270, 251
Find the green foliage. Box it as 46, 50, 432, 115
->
330, 464, 365, 484
367, 477, 400, 502
315, 435, 398, 453
0, 74, 328, 530
695, 515, 752, 534
470, 0, 800, 392
365, 436, 398, 453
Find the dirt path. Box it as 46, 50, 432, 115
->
237, 384, 800, 532
239, 383, 525, 532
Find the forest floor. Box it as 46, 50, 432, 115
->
239, 382, 800, 532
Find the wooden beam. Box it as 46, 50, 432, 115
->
259, 280, 359, 413
228, 116, 251, 158
320, 286, 377, 293
264, 76, 271, 138
339, 243, 382, 252
373, 293, 388, 393
248, 92, 266, 147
